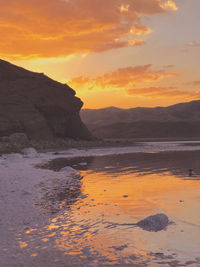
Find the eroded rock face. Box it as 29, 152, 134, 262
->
0, 60, 92, 141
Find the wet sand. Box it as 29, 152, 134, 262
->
1, 142, 200, 266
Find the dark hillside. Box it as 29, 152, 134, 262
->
0, 59, 92, 141
81, 101, 200, 139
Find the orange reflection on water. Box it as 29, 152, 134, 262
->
21, 167, 200, 265
79, 171, 200, 223
42, 170, 200, 264
18, 241, 28, 249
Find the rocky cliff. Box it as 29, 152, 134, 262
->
0, 59, 92, 141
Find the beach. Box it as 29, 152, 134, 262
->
1, 142, 200, 266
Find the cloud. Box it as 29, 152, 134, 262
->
126, 86, 191, 98
69, 64, 179, 90
130, 24, 152, 35
190, 80, 200, 86
186, 41, 200, 48
126, 86, 200, 99
163, 65, 174, 69
0, 0, 178, 59
69, 66, 200, 101
160, 0, 178, 11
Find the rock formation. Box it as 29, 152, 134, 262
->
0, 59, 92, 141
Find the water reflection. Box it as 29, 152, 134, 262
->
44, 150, 200, 178
21, 152, 200, 266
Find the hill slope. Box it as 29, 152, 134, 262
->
0, 59, 92, 140
81, 101, 200, 139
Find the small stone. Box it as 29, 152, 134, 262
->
111, 244, 128, 251
22, 147, 38, 157
79, 162, 87, 166
79, 194, 89, 199
137, 213, 171, 232
60, 166, 77, 174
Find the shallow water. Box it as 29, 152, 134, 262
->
20, 151, 200, 266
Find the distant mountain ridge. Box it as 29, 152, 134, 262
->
81, 101, 200, 139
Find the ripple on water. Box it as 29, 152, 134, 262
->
21, 150, 200, 266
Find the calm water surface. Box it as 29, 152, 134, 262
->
22, 151, 200, 266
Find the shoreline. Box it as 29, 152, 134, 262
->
1, 144, 200, 266
1, 137, 200, 155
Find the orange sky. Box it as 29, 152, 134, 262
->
1, 0, 200, 108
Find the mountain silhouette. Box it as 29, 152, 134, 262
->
81, 101, 200, 139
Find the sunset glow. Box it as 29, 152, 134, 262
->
1, 0, 200, 108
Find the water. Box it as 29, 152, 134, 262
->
20, 149, 200, 266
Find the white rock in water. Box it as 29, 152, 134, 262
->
22, 147, 38, 157
79, 162, 87, 166
60, 166, 77, 174
137, 213, 170, 232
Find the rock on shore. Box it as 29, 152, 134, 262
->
137, 213, 170, 232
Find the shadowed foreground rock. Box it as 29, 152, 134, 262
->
0, 59, 92, 141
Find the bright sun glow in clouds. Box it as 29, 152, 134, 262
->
1, 0, 200, 108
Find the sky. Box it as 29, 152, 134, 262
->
1, 0, 200, 109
